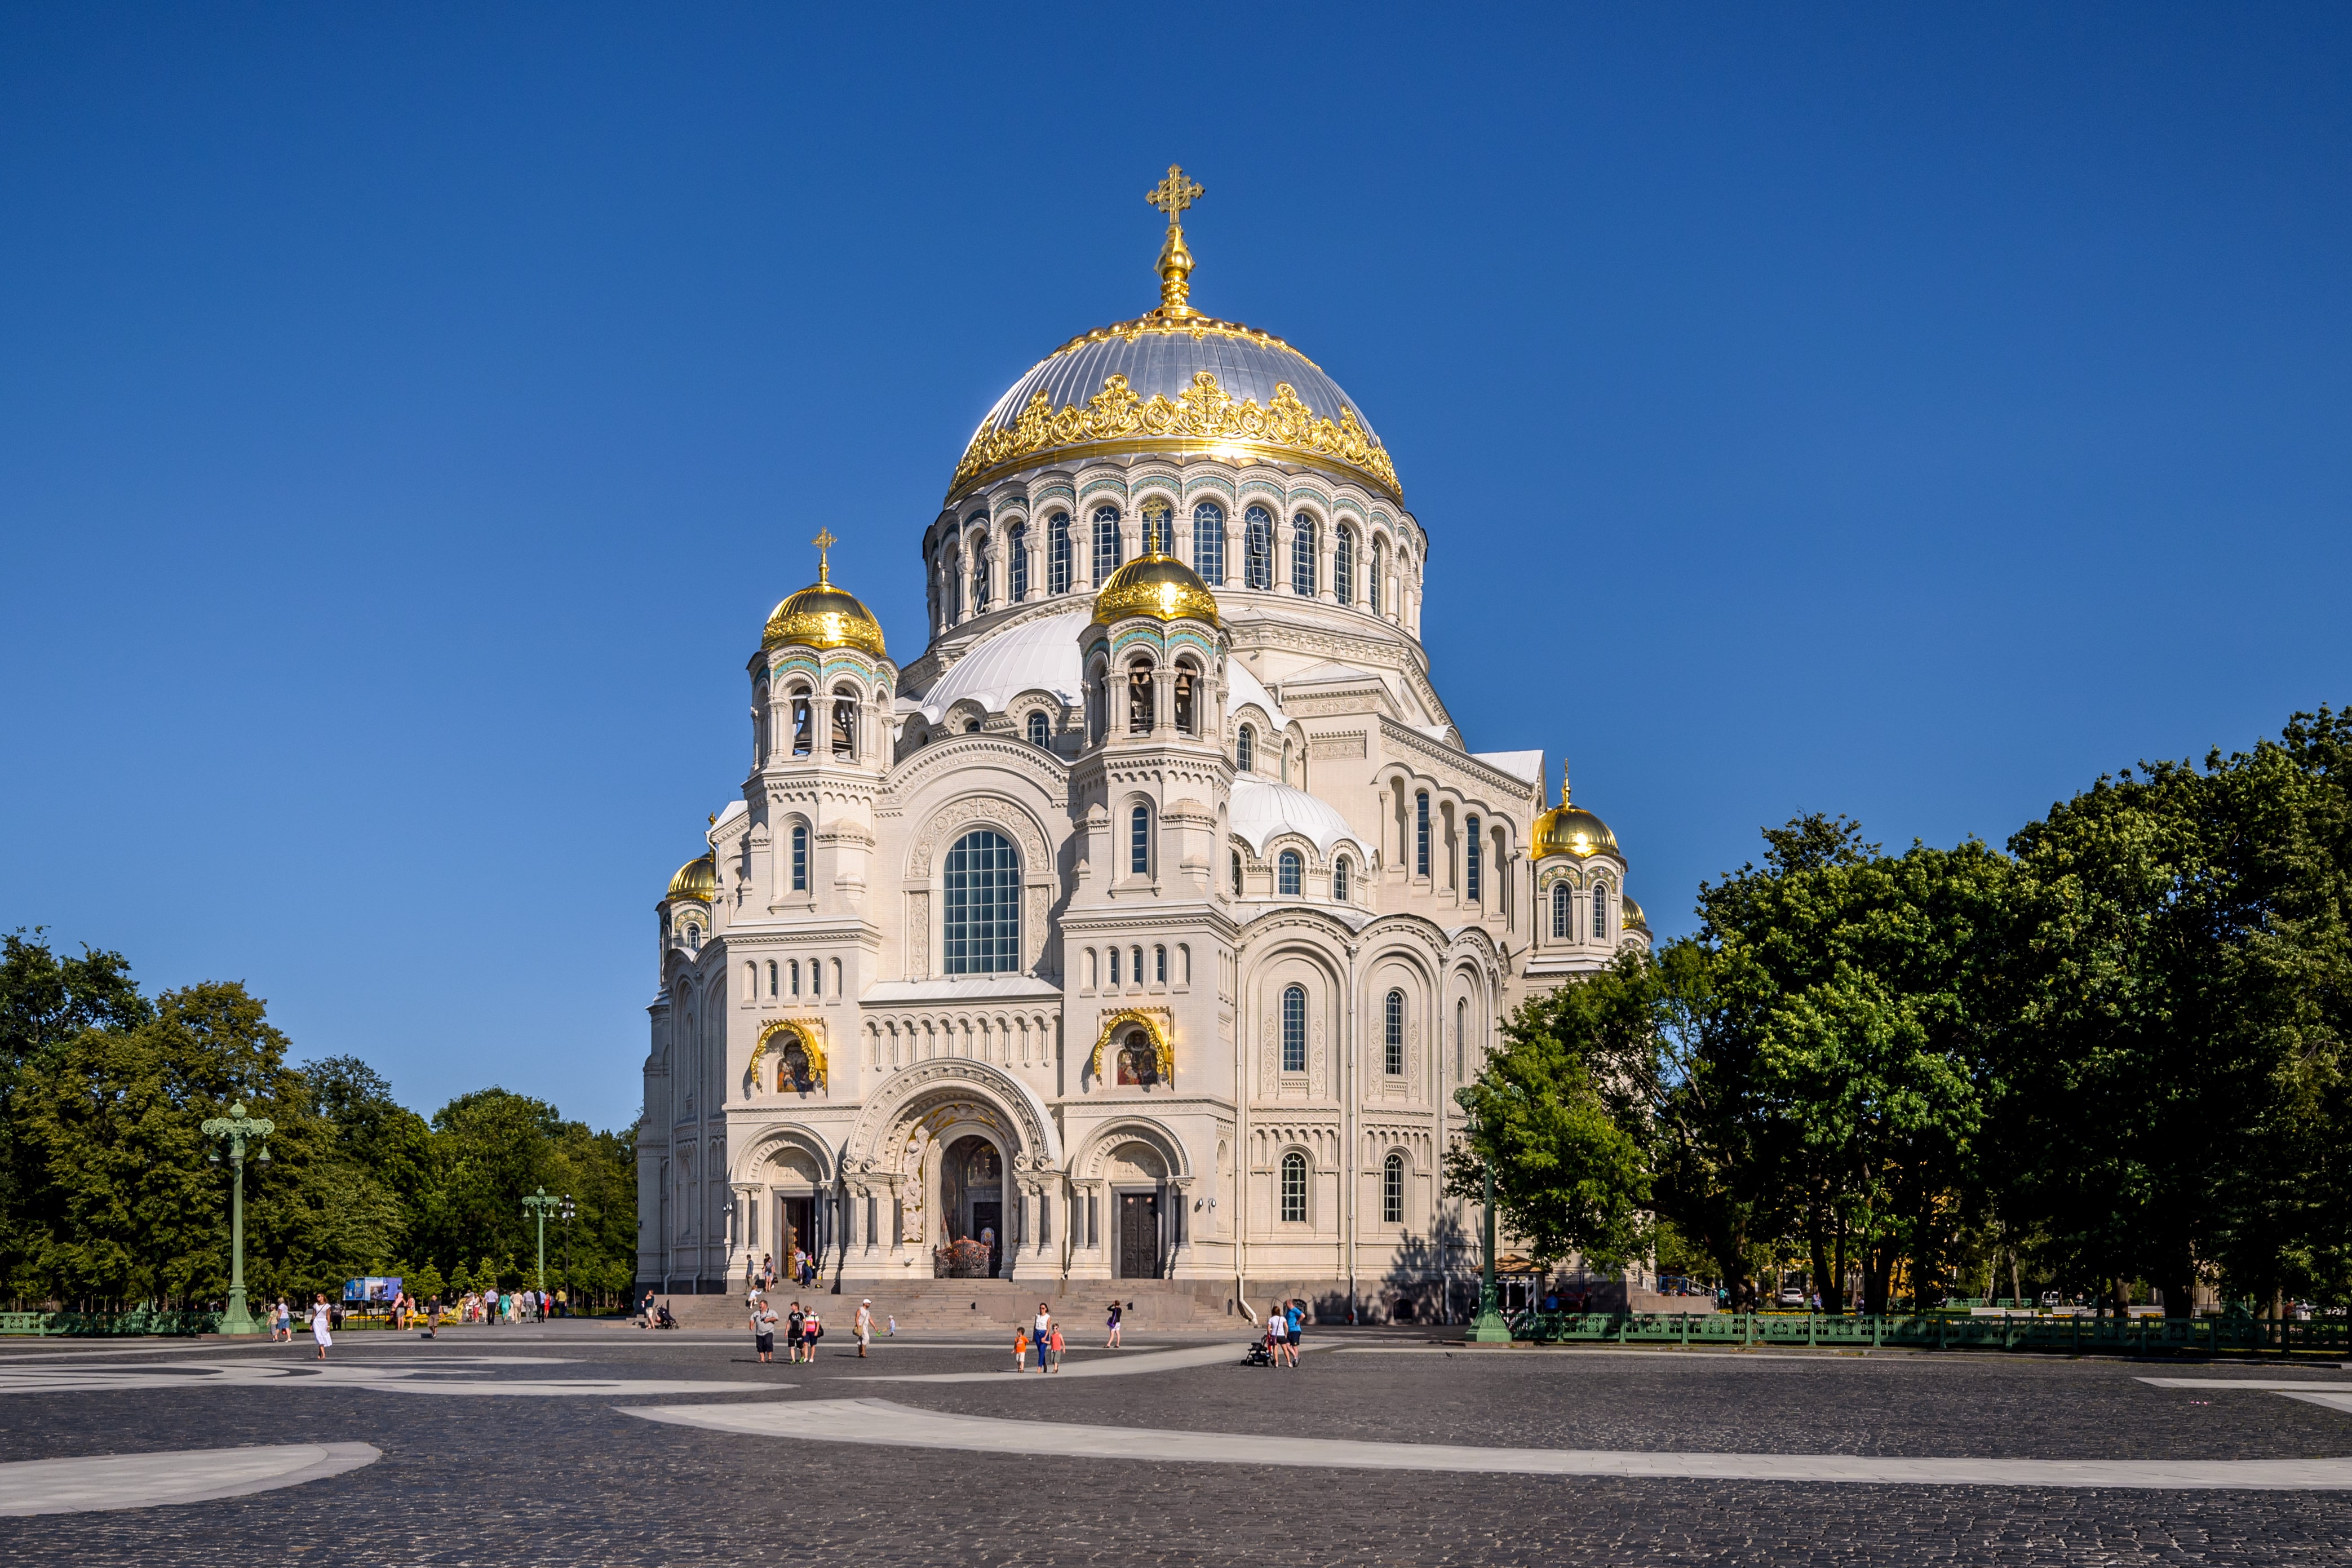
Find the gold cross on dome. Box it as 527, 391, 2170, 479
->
1146, 165, 1203, 224
812, 528, 838, 583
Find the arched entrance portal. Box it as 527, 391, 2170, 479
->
941, 1134, 1004, 1277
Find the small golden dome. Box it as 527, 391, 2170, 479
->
665, 853, 717, 904
1619, 893, 1648, 932
1534, 791, 1620, 861
1089, 549, 1220, 628
763, 530, 887, 658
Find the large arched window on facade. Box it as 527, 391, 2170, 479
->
1049, 513, 1071, 594
1140, 498, 1172, 555
1551, 882, 1571, 940
1593, 885, 1609, 941
1281, 1150, 1308, 1222
1091, 504, 1122, 581
943, 828, 1020, 974
1384, 988, 1406, 1075
1382, 1151, 1405, 1224
1277, 849, 1303, 896
1334, 526, 1356, 604
1193, 500, 1225, 583
1008, 522, 1028, 602
1243, 506, 1273, 589
1281, 982, 1307, 1071
1291, 513, 1317, 596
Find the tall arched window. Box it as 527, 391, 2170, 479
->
832, 685, 857, 758
1140, 498, 1172, 555
789, 959, 801, 995
1154, 944, 1167, 983
766, 960, 777, 998
1332, 858, 1350, 902
1236, 724, 1254, 773
1281, 983, 1306, 1072
1384, 988, 1406, 1075
1091, 504, 1122, 581
1593, 885, 1609, 941
1465, 813, 1482, 903
1415, 791, 1430, 878
1127, 658, 1154, 734
1291, 513, 1317, 596
1130, 804, 1151, 875
1382, 1151, 1405, 1224
1552, 882, 1571, 939
1455, 996, 1467, 1080
1108, 946, 1120, 985
1334, 526, 1356, 603
1280, 1150, 1308, 1222
1192, 500, 1225, 583
1230, 849, 1244, 897
791, 688, 812, 755
791, 823, 809, 892
1008, 522, 1029, 602
1243, 506, 1273, 589
1172, 662, 1197, 734
943, 828, 1020, 974
1370, 538, 1386, 615
969, 535, 990, 613
1049, 513, 1071, 594
1026, 711, 1050, 747
1277, 849, 1302, 896
684, 923, 700, 952
946, 551, 962, 622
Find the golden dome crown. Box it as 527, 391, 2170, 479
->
1619, 893, 1648, 932
1534, 787, 1620, 861
1089, 549, 1221, 629
666, 853, 717, 904
763, 530, 886, 658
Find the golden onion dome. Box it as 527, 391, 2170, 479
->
665, 853, 717, 904
762, 531, 886, 658
1089, 550, 1221, 629
1534, 792, 1620, 862
1619, 893, 1649, 932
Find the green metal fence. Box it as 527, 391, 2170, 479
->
1506, 1309, 2348, 1357
0, 1309, 223, 1337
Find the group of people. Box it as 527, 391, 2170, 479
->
263, 1295, 340, 1357
748, 1292, 875, 1362
1259, 1298, 1308, 1367
750, 1249, 819, 1294
1012, 1302, 1068, 1372
454, 1287, 559, 1324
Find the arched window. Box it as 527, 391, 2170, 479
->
1291, 513, 1317, 596
1130, 804, 1151, 876
1334, 526, 1356, 603
1280, 1150, 1308, 1222
767, 960, 778, 998
832, 686, 857, 758
1281, 983, 1306, 1071
1384, 989, 1406, 1075
1593, 885, 1609, 941
808, 956, 821, 996
1236, 724, 1254, 773
791, 823, 809, 892
942, 828, 1020, 975
684, 923, 701, 953
1465, 813, 1482, 903
791, 688, 812, 755
1172, 662, 1197, 734
1140, 497, 1172, 555
1230, 849, 1244, 897
1108, 946, 1120, 985
1154, 944, 1167, 983
1370, 538, 1386, 615
1008, 522, 1029, 602
1415, 791, 1430, 878
970, 539, 990, 613
1049, 513, 1071, 594
1277, 849, 1302, 896
1127, 658, 1154, 734
1091, 504, 1122, 581
789, 959, 800, 995
1332, 858, 1350, 902
1243, 505, 1273, 589
946, 551, 962, 622
1382, 1151, 1405, 1224
1455, 996, 1467, 1081
1192, 500, 1225, 583
1552, 882, 1571, 939
1026, 711, 1050, 747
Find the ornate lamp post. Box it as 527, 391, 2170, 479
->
560, 1194, 576, 1313
522, 1187, 560, 1296
200, 1101, 274, 1336
1468, 1164, 1513, 1344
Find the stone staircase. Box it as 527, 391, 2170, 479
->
649, 1278, 1255, 1334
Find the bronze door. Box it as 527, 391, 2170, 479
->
1118, 1192, 1160, 1279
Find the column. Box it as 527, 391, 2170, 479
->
1273, 514, 1294, 593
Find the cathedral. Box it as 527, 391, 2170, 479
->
635, 169, 1650, 1319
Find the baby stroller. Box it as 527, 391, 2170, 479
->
655, 1301, 679, 1330
1241, 1339, 1275, 1367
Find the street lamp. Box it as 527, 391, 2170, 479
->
200, 1101, 275, 1336
1468, 1164, 1513, 1344
559, 1194, 576, 1313
522, 1187, 560, 1297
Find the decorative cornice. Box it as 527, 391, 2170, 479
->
1078, 477, 1130, 504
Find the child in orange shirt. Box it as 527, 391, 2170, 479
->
1013, 1328, 1029, 1372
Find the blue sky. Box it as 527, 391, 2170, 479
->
5, 6, 2347, 1130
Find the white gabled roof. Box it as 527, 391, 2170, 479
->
913, 610, 1088, 721
1226, 661, 1289, 732
1473, 750, 1545, 785
1230, 774, 1359, 856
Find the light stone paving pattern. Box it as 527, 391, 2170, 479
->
0, 1357, 765, 1398
0, 1442, 379, 1516
624, 1395, 2352, 1490
847, 1340, 1304, 1383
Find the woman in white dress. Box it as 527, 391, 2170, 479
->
309, 1293, 333, 1360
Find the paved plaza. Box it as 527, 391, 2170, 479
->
0, 1323, 2349, 1563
